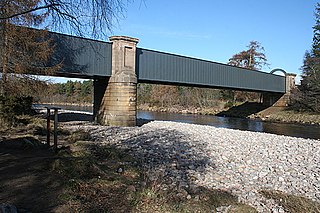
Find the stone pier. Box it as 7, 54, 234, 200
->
262, 73, 297, 107
94, 36, 139, 126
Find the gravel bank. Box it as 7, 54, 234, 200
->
65, 121, 320, 212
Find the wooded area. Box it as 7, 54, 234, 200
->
42, 80, 93, 104
41, 80, 260, 113
0, 0, 129, 126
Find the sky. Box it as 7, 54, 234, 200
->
54, 0, 318, 83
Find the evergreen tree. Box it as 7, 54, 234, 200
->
297, 3, 320, 112
224, 41, 268, 104
0, 0, 59, 96
228, 41, 269, 70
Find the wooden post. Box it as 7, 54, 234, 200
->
45, 107, 51, 147
52, 107, 60, 153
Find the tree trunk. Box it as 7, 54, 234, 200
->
0, 19, 9, 96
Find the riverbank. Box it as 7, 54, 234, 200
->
139, 103, 320, 126
253, 109, 320, 126
1, 118, 319, 212
65, 120, 320, 212
39, 102, 93, 107
138, 103, 225, 115
38, 102, 320, 126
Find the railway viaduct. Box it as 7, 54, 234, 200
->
24, 33, 298, 126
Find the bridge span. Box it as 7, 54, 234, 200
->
53, 32, 286, 93
9, 32, 296, 126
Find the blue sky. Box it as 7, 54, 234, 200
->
54, 0, 318, 83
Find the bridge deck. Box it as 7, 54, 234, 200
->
4, 31, 285, 93
136, 48, 285, 93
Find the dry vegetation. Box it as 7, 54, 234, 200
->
260, 190, 320, 213
261, 109, 320, 125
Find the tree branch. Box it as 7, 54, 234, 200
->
0, 4, 60, 20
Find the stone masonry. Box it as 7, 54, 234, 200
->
263, 73, 296, 107
95, 36, 139, 126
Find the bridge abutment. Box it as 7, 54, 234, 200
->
262, 73, 296, 107
94, 36, 139, 126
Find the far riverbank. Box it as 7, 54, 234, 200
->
138, 103, 320, 126
250, 110, 320, 126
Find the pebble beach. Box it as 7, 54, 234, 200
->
66, 121, 320, 212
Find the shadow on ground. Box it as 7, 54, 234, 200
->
49, 112, 93, 122
0, 138, 64, 212
87, 125, 257, 212
217, 102, 269, 118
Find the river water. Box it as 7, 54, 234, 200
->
36, 104, 320, 140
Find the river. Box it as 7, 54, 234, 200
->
35, 104, 320, 140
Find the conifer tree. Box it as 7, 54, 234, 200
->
0, 0, 58, 96
297, 3, 320, 112
225, 41, 268, 103
228, 41, 269, 71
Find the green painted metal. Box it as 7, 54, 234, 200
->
49, 32, 112, 78
136, 48, 285, 93
1, 29, 285, 93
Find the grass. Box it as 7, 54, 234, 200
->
134, 186, 257, 213
262, 109, 320, 125
260, 190, 320, 213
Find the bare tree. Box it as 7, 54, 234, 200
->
1, 0, 130, 95
0, 0, 130, 39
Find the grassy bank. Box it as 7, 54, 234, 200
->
257, 109, 320, 126
138, 103, 226, 115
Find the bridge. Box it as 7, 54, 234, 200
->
18, 32, 298, 126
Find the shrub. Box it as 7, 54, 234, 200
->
0, 95, 34, 126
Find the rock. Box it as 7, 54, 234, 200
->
216, 205, 231, 213
127, 185, 136, 192
140, 181, 147, 187
71, 120, 320, 212
117, 167, 124, 173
